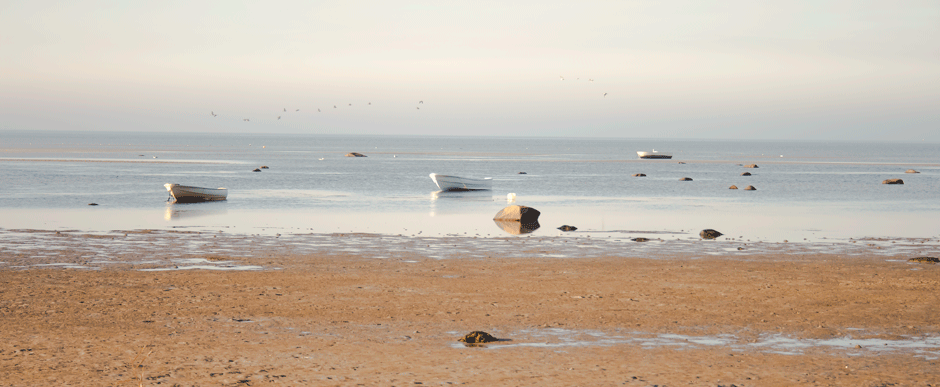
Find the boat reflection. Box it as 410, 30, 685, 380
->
493, 219, 540, 235
429, 190, 495, 217
164, 203, 228, 221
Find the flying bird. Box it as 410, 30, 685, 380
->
603, 92, 607, 97
278, 116, 281, 120
419, 101, 423, 104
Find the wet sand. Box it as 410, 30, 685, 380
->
1, 233, 939, 386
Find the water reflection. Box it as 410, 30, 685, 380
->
429, 190, 495, 217
493, 219, 541, 235
164, 203, 228, 221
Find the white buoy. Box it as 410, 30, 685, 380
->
507, 193, 516, 202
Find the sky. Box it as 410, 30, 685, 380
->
1, 1, 938, 141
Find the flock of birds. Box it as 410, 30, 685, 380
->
212, 76, 606, 121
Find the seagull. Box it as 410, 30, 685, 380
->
368, 102, 371, 105
296, 109, 299, 111
334, 105, 337, 108
416, 107, 420, 109
318, 109, 321, 112
211, 111, 216, 117
277, 116, 281, 120
348, 103, 351, 106
283, 108, 286, 112
419, 100, 423, 104
244, 118, 249, 121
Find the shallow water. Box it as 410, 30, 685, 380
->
2, 131, 939, 243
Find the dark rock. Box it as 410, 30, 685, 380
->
882, 179, 904, 185
905, 169, 920, 174
729, 185, 738, 190
458, 331, 499, 344
679, 177, 693, 181
632, 237, 649, 242
557, 225, 577, 231
700, 229, 723, 239
494, 205, 541, 224
260, 165, 269, 169
741, 172, 752, 176
632, 173, 646, 177
908, 257, 939, 263
252, 168, 261, 172
518, 172, 527, 174
677, 162, 686, 164
744, 185, 756, 190
88, 203, 98, 206
744, 164, 759, 168
345, 152, 367, 157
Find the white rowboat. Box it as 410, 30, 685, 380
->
165, 183, 228, 202
637, 150, 672, 159
429, 173, 492, 191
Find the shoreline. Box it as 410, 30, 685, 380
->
2, 231, 940, 385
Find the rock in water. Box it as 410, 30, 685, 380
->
632, 237, 649, 242
905, 169, 919, 174
632, 173, 646, 177
744, 185, 756, 190
557, 225, 577, 231
700, 229, 723, 239
744, 164, 759, 168
729, 185, 738, 190
345, 152, 367, 157
252, 168, 261, 172
458, 331, 499, 344
260, 165, 269, 169
518, 172, 527, 174
741, 172, 752, 176
882, 179, 904, 185
493, 205, 541, 224
908, 257, 939, 263
679, 177, 693, 181
88, 203, 98, 206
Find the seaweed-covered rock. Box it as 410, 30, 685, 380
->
741, 172, 752, 176
252, 168, 261, 172
679, 177, 693, 181
882, 179, 903, 185
908, 257, 939, 264
632, 237, 650, 242
905, 169, 920, 174
744, 185, 756, 190
700, 229, 723, 239
557, 225, 577, 231
729, 185, 738, 190
260, 165, 269, 169
632, 173, 646, 177
744, 164, 759, 168
459, 331, 499, 344
345, 152, 367, 157
494, 205, 541, 224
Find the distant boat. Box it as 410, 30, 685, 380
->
637, 150, 672, 159
165, 184, 227, 203
429, 173, 492, 191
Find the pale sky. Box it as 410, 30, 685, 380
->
1, 1, 938, 140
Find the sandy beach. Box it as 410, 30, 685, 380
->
1, 231, 939, 386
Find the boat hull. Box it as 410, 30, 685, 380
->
429, 173, 492, 191
637, 151, 672, 159
165, 184, 228, 203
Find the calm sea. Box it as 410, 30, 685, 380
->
2, 130, 938, 241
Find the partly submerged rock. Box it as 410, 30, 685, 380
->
677, 162, 686, 164
679, 177, 693, 181
882, 179, 904, 185
700, 229, 723, 239
88, 203, 98, 206
632, 237, 650, 242
458, 331, 499, 344
345, 152, 367, 157
729, 185, 738, 190
905, 169, 920, 174
557, 225, 577, 231
744, 185, 756, 190
252, 168, 261, 172
741, 172, 752, 176
493, 220, 540, 235
908, 257, 939, 263
632, 173, 646, 177
744, 164, 759, 168
518, 172, 527, 174
494, 205, 541, 224
260, 165, 269, 169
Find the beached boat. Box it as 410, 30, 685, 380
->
637, 150, 672, 159
429, 173, 492, 191
164, 183, 228, 203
